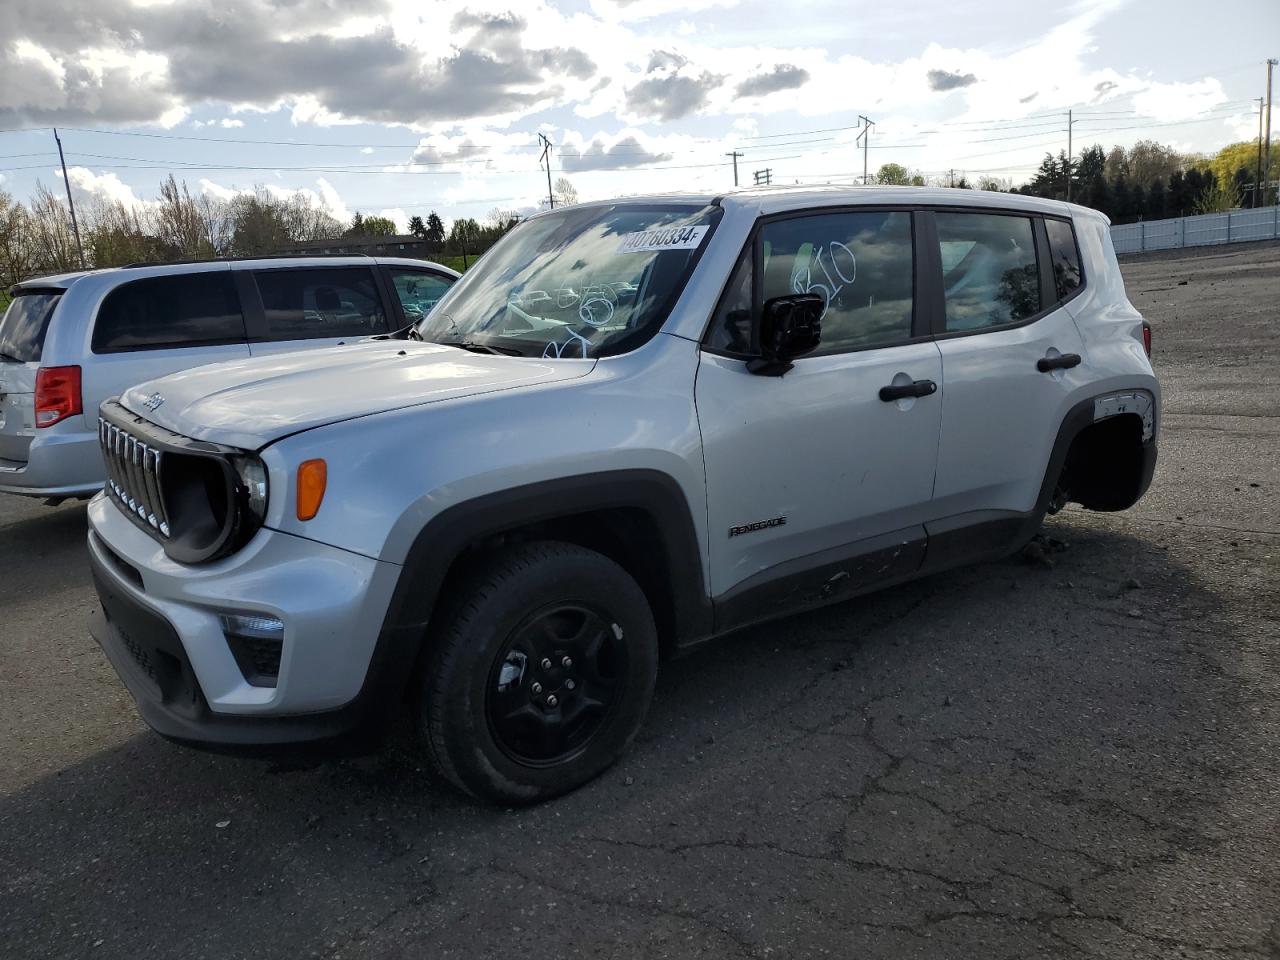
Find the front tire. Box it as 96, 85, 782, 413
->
419, 541, 659, 804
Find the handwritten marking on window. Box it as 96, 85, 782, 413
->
790, 241, 857, 319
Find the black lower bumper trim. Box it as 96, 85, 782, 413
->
88, 542, 392, 756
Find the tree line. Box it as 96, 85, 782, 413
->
874, 138, 1278, 224
0, 173, 549, 290
1010, 139, 1279, 223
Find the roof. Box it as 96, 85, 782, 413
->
528, 184, 1098, 222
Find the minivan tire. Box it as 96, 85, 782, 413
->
419, 541, 659, 804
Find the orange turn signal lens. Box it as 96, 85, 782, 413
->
296, 459, 327, 521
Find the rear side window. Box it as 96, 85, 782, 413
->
1044, 218, 1083, 301
936, 212, 1041, 332
0, 292, 62, 362
253, 267, 388, 341
93, 273, 246, 353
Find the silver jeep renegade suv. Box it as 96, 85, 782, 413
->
86, 187, 1158, 804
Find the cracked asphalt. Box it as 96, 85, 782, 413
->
2, 241, 1278, 959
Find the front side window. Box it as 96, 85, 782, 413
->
414, 203, 719, 358
761, 212, 913, 354
387, 269, 454, 323
0, 292, 62, 362
92, 273, 245, 353
254, 267, 388, 342
1045, 218, 1083, 301
706, 211, 914, 356
936, 212, 1041, 332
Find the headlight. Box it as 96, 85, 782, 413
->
232, 454, 269, 523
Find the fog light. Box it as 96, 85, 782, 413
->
220, 612, 284, 688
219, 613, 284, 639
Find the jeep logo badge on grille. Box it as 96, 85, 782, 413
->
142, 392, 165, 412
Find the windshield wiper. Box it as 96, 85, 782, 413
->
371, 320, 422, 341
437, 338, 524, 357
0, 350, 23, 363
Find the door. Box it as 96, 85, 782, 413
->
696, 209, 943, 620
243, 265, 392, 356
927, 210, 1089, 518
80, 268, 251, 431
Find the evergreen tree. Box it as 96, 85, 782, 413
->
1112, 174, 1132, 224
424, 211, 445, 249
1147, 177, 1167, 220
1086, 174, 1112, 219
1129, 184, 1147, 222
408, 215, 426, 238
1168, 170, 1190, 217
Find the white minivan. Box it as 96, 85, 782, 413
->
0, 256, 457, 500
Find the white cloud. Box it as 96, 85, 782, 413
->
66, 167, 155, 210
315, 178, 353, 223
589, 0, 738, 21
377, 208, 409, 232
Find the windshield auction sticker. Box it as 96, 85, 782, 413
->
617, 225, 709, 253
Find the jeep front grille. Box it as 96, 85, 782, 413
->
98, 418, 171, 537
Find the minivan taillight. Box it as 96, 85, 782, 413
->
34, 365, 82, 427
1141, 322, 1152, 358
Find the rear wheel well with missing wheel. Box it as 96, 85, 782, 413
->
1052, 412, 1149, 513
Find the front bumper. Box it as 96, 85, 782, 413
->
87, 493, 413, 751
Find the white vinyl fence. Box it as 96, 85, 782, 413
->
1111, 205, 1280, 254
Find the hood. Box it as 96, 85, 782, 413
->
120, 341, 595, 449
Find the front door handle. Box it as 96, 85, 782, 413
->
1037, 353, 1082, 372
879, 379, 937, 402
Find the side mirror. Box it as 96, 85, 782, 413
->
748, 293, 823, 376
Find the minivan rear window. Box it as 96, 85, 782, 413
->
92, 272, 247, 353
0, 291, 62, 363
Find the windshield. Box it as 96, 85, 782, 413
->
415, 203, 720, 358
0, 291, 62, 363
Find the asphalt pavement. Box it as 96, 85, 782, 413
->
1, 241, 1277, 959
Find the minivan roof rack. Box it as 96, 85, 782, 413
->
119, 253, 376, 269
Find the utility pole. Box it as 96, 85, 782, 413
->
753, 168, 772, 186
1257, 97, 1266, 208
537, 133, 554, 210
725, 150, 743, 187
1065, 109, 1074, 203
52, 128, 85, 269
1265, 59, 1276, 207
856, 116, 874, 185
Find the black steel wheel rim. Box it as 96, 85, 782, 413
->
485, 603, 627, 767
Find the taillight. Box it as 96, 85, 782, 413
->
1142, 323, 1152, 358
34, 365, 82, 428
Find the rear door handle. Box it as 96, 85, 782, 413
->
1037, 353, 1081, 372
879, 379, 937, 402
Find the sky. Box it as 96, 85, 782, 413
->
0, 0, 1276, 231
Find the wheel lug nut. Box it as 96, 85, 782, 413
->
561, 656, 573, 668
530, 682, 543, 694
540, 658, 552, 670
565, 679, 576, 690
546, 694, 559, 707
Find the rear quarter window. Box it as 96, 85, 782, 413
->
92, 273, 247, 353
1044, 218, 1084, 301
0, 291, 63, 362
